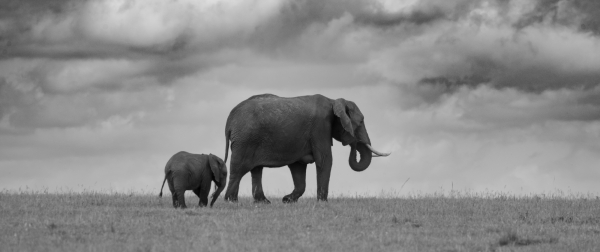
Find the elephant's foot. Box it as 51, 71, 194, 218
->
282, 194, 300, 203
252, 188, 270, 204
317, 190, 328, 202
224, 195, 238, 202
173, 201, 188, 209
224, 198, 238, 203
253, 197, 271, 204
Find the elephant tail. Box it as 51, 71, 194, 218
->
224, 129, 231, 163
158, 171, 170, 198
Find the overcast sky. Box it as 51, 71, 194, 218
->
1, 0, 600, 197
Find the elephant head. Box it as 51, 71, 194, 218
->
208, 154, 228, 207
332, 98, 390, 172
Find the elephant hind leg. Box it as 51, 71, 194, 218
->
224, 170, 247, 202
171, 193, 178, 208
251, 166, 271, 204
283, 162, 307, 203
166, 174, 179, 208
171, 174, 187, 208
175, 190, 187, 209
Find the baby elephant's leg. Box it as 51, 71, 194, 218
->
193, 183, 210, 207
171, 193, 178, 208
167, 174, 180, 208
172, 173, 189, 208
175, 190, 187, 208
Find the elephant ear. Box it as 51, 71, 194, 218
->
333, 98, 354, 137
208, 154, 222, 183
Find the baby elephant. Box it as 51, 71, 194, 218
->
159, 152, 228, 208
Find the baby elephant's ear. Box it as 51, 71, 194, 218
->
208, 154, 221, 183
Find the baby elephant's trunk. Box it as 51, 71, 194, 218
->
210, 181, 226, 207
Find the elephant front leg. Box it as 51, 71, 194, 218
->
283, 162, 307, 203
316, 155, 333, 201
251, 167, 271, 204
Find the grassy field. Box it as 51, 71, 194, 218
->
1, 190, 599, 252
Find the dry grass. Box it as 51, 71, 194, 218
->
1, 190, 599, 251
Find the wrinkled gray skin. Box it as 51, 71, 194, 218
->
223, 94, 389, 203
159, 152, 228, 208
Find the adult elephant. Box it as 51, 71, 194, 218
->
223, 94, 390, 203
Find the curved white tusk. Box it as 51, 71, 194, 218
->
366, 144, 391, 157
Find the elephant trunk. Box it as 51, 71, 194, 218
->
349, 142, 372, 172
210, 181, 226, 207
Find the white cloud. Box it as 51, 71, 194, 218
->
42, 59, 153, 93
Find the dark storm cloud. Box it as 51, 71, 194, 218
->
268, 0, 447, 30
356, 8, 447, 27
515, 0, 600, 35
0, 78, 21, 123
388, 0, 600, 95
345, 0, 600, 96
419, 65, 600, 93
355, 0, 482, 27
573, 1, 600, 35
1, 0, 84, 57
463, 87, 600, 126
